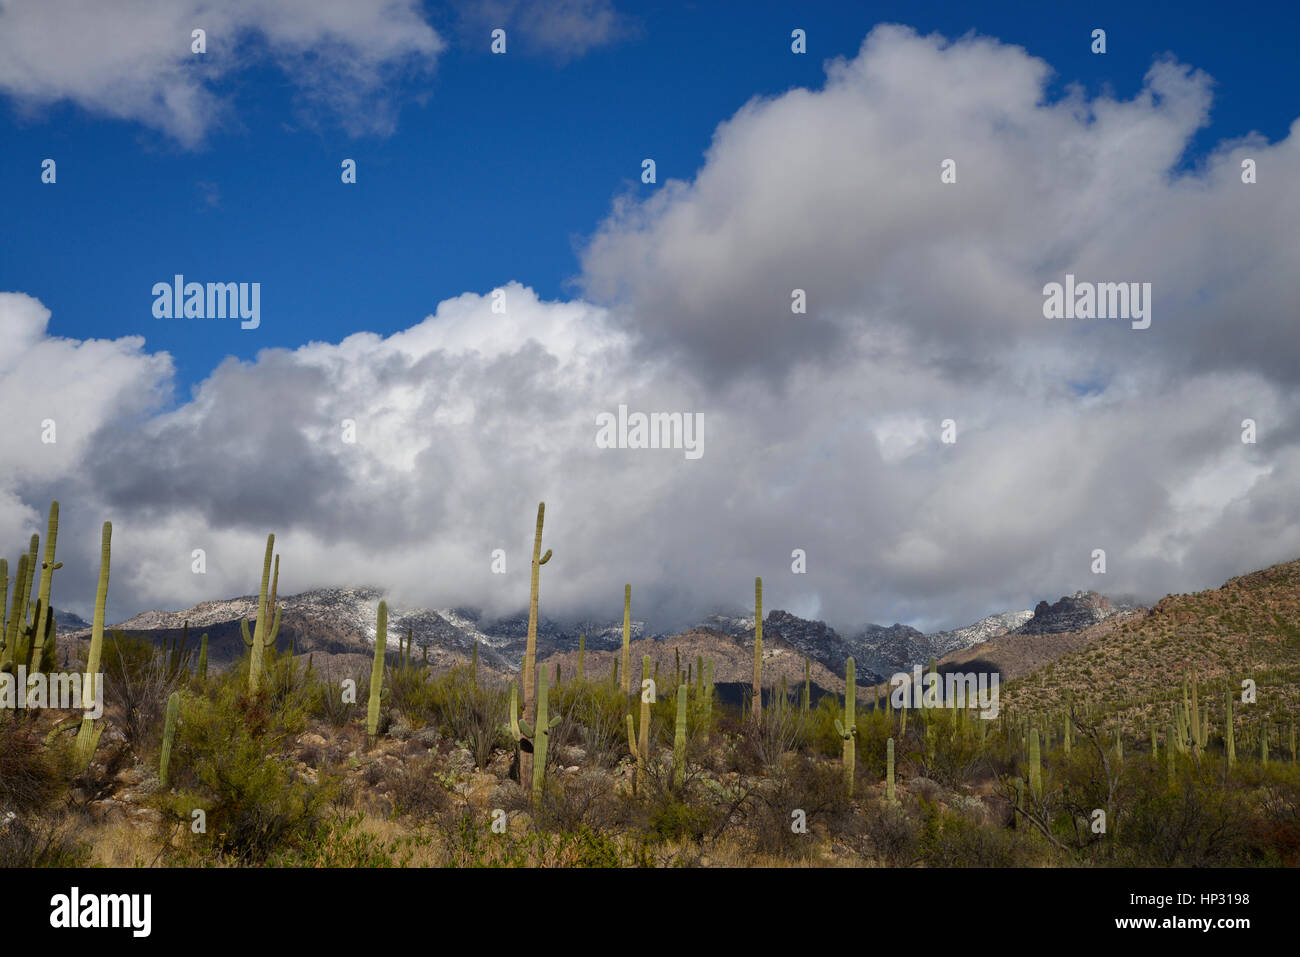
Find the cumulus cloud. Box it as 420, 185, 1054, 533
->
452, 0, 629, 58
3, 24, 1299, 636
0, 0, 443, 145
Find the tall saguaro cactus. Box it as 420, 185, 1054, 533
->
620, 583, 632, 695
638, 654, 652, 766
834, 657, 858, 795
241, 535, 281, 694
886, 737, 896, 803
160, 691, 180, 786
519, 502, 552, 790
74, 522, 111, 768
30, 501, 61, 672
196, 633, 209, 681
1225, 685, 1236, 768
1028, 728, 1042, 801
673, 684, 688, 789
752, 577, 763, 721
367, 600, 389, 739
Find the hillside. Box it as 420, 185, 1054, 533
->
1000, 558, 1300, 739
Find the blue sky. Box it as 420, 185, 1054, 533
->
2, 1, 1293, 398
2, 1, 1299, 631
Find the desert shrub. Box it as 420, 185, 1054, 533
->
384, 754, 453, 822
552, 679, 629, 769
919, 800, 1037, 867
0, 812, 92, 867
740, 702, 805, 773
0, 713, 58, 813
911, 711, 995, 790
428, 667, 509, 767
388, 663, 438, 727
313, 665, 359, 728
533, 768, 628, 834
861, 799, 922, 866
744, 752, 849, 859
157, 683, 337, 864
100, 631, 178, 753
275, 811, 435, 867
806, 694, 849, 758
1116, 760, 1252, 866
432, 810, 630, 867
1247, 763, 1300, 865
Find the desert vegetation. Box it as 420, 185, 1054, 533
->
3, 500, 1299, 867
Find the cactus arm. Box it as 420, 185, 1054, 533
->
519, 720, 535, 738
265, 603, 281, 646
539, 549, 552, 565
241, 618, 254, 648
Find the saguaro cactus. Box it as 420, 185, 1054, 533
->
519, 502, 552, 791
621, 584, 631, 695
638, 654, 652, 766
752, 577, 763, 720
1225, 685, 1236, 768
159, 691, 180, 786
241, 536, 281, 693
673, 684, 688, 789
74, 522, 111, 768
1, 552, 30, 672
803, 658, 811, 713
506, 681, 521, 741
886, 737, 896, 803
518, 669, 561, 799
29, 501, 61, 673
367, 600, 389, 739
577, 633, 585, 681
1028, 728, 1042, 801
834, 657, 858, 795
196, 633, 209, 681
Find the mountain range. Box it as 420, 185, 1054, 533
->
53, 583, 1141, 689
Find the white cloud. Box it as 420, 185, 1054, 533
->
453, 0, 628, 57
0, 0, 443, 145
4, 24, 1300, 635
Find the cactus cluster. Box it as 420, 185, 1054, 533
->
1, 501, 63, 677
